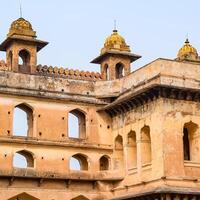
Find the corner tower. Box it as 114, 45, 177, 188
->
0, 18, 48, 73
91, 29, 141, 80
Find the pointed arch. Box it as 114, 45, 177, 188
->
141, 126, 151, 165
115, 135, 123, 150
114, 135, 124, 170
104, 63, 109, 80
13, 103, 34, 137
127, 131, 137, 169
68, 108, 86, 139
183, 121, 199, 161
15, 102, 34, 113
13, 150, 35, 168
115, 62, 125, 79
70, 153, 89, 171
18, 49, 31, 73
99, 155, 110, 171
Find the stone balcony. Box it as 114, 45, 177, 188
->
0, 168, 124, 182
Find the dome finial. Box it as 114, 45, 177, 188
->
113, 19, 117, 32
185, 33, 190, 44
185, 38, 189, 44
19, 0, 23, 18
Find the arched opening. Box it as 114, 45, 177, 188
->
8, 51, 13, 68
141, 126, 151, 165
68, 109, 86, 139
18, 49, 31, 73
99, 155, 110, 171
114, 135, 124, 170
115, 135, 123, 150
115, 63, 125, 79
71, 195, 89, 200
104, 64, 109, 80
70, 157, 81, 170
127, 131, 137, 169
183, 122, 199, 161
70, 154, 88, 171
13, 150, 34, 168
183, 127, 190, 161
13, 104, 33, 137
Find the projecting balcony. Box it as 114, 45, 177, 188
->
0, 135, 113, 151
0, 168, 124, 183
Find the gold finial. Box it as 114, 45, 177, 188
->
185, 38, 189, 44
185, 33, 189, 42
114, 19, 117, 32
19, 0, 23, 18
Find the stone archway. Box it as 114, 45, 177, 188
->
8, 192, 39, 200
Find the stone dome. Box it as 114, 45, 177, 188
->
101, 30, 130, 54
7, 17, 36, 38
177, 39, 198, 60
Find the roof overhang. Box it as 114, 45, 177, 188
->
0, 36, 48, 52
111, 186, 200, 200
91, 50, 141, 64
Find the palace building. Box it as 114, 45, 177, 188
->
0, 17, 200, 200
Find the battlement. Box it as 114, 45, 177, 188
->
36, 64, 103, 81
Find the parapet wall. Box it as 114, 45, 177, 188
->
2, 58, 200, 102
0, 60, 103, 81
95, 58, 200, 100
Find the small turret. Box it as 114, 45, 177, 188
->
0, 17, 48, 74
91, 29, 141, 80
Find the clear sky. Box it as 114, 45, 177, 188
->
0, 0, 200, 72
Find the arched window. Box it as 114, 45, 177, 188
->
70, 157, 81, 170
183, 127, 190, 161
13, 104, 33, 137
183, 122, 199, 162
114, 135, 124, 170
127, 131, 137, 169
71, 195, 89, 200
115, 63, 125, 79
13, 150, 34, 168
68, 109, 86, 139
115, 135, 123, 150
18, 49, 31, 73
99, 155, 110, 171
104, 64, 109, 80
141, 126, 151, 165
70, 154, 88, 171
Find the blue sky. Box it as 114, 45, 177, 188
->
0, 0, 200, 72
